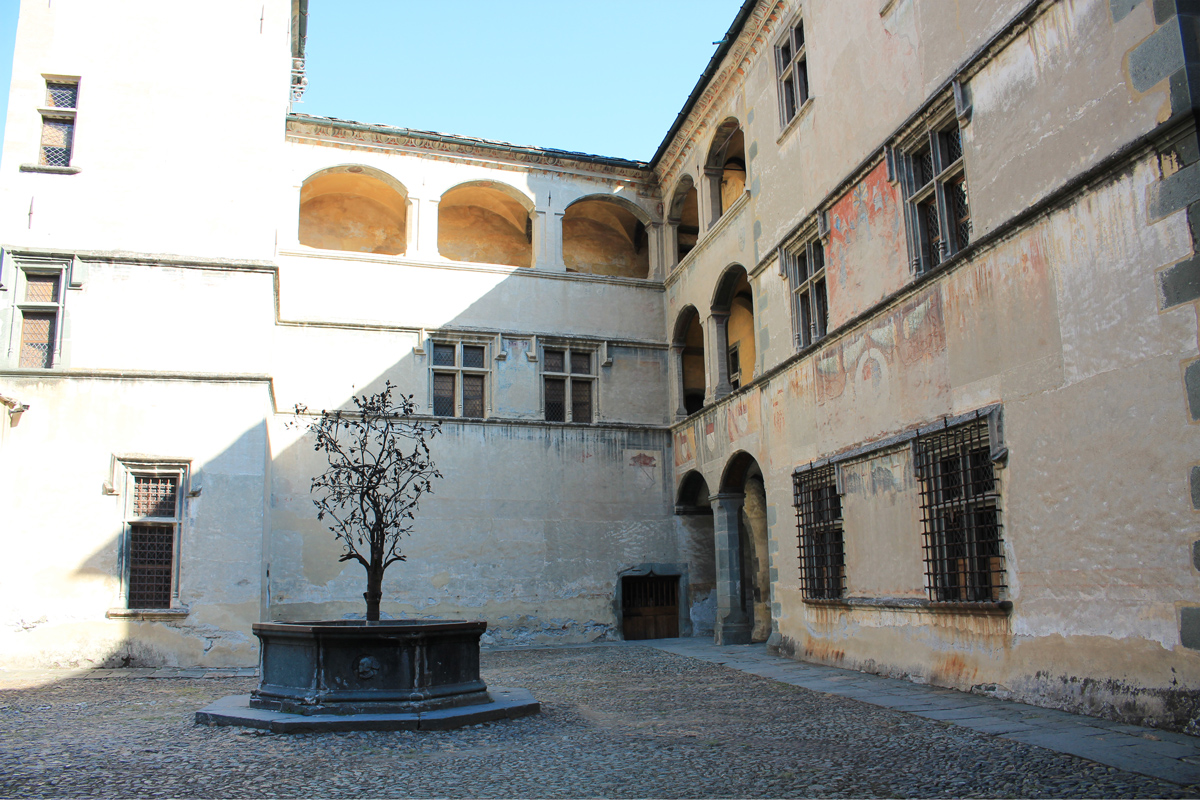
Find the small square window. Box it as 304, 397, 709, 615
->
14, 269, 65, 369
430, 340, 489, 418
542, 346, 595, 423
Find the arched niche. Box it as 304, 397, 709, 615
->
673, 305, 706, 415
298, 166, 409, 255
439, 181, 533, 268
712, 265, 755, 390
562, 196, 649, 279
705, 118, 747, 224
668, 176, 699, 264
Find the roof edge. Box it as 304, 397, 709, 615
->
648, 0, 761, 171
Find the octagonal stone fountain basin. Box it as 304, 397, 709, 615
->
250, 619, 491, 715
196, 619, 539, 732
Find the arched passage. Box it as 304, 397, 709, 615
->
562, 196, 649, 278
705, 118, 747, 226
673, 306, 706, 417
298, 166, 409, 255
713, 452, 772, 644
439, 181, 533, 268
676, 470, 716, 636
711, 265, 755, 396
667, 176, 699, 265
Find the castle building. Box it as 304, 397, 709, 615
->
3, 0, 1200, 731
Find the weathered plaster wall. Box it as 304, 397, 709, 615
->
0, 377, 271, 668
269, 420, 676, 644
0, 0, 291, 261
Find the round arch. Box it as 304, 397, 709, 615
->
711, 263, 750, 313
705, 117, 744, 169
298, 165, 410, 255
673, 305, 706, 416
562, 195, 650, 278
676, 469, 713, 509
716, 450, 772, 643
439, 181, 534, 268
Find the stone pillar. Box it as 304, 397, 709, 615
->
704, 167, 724, 230
671, 344, 688, 420
412, 196, 440, 259
645, 220, 663, 280
711, 492, 752, 645
532, 209, 549, 269
546, 210, 567, 272
708, 312, 732, 402
666, 222, 680, 271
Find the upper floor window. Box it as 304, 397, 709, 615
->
542, 346, 594, 423
900, 118, 970, 273
431, 341, 488, 418
39, 79, 78, 167
776, 19, 808, 126
16, 268, 65, 368
783, 235, 828, 349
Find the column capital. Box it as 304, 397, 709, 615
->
710, 491, 745, 508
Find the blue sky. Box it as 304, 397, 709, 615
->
0, 1, 745, 162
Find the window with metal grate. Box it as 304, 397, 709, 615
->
915, 418, 1004, 603
794, 465, 845, 600
17, 271, 64, 368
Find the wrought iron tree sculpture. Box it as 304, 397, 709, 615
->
293, 382, 442, 621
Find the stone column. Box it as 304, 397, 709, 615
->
645, 220, 663, 280
708, 312, 732, 402
704, 167, 724, 230
671, 344, 688, 420
666, 222, 680, 271
711, 492, 752, 645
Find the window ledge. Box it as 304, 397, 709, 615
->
20, 164, 80, 175
803, 596, 1011, 614
107, 607, 189, 621
776, 97, 815, 146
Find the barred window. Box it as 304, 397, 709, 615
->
783, 235, 828, 349
543, 346, 594, 423
38, 79, 78, 167
900, 118, 970, 273
776, 18, 809, 126
430, 341, 488, 418
123, 469, 186, 610
915, 419, 1004, 603
17, 271, 64, 368
794, 465, 844, 600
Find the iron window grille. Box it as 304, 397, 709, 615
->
121, 466, 187, 610
794, 465, 845, 600
915, 418, 1005, 603
16, 269, 64, 368
776, 18, 809, 126
900, 118, 970, 273
431, 340, 489, 418
542, 346, 595, 423
39, 79, 78, 167
783, 235, 829, 349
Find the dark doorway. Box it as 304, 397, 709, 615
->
621, 575, 680, 640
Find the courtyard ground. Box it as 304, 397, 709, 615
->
1, 641, 1198, 798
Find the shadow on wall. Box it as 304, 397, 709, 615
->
22, 237, 684, 669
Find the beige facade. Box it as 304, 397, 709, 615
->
3, 0, 1200, 731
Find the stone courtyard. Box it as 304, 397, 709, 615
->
1, 642, 1198, 799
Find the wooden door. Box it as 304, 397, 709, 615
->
622, 575, 679, 640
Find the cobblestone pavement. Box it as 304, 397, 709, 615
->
1, 644, 1197, 799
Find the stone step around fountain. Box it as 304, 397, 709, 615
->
195, 619, 539, 732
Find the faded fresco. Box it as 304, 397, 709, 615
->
824, 162, 907, 330
815, 287, 949, 447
